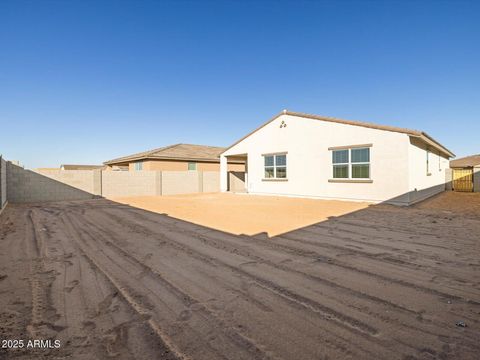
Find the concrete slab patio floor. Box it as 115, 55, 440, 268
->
111, 192, 370, 236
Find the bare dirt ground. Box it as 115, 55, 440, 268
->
112, 193, 370, 236
0, 192, 479, 360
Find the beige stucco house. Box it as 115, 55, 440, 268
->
105, 143, 244, 172
220, 110, 454, 205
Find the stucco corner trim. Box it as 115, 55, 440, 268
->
328, 179, 373, 183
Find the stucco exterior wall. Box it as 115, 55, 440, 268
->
223, 114, 418, 204
144, 160, 188, 171
128, 159, 244, 172
229, 172, 246, 193
407, 138, 449, 204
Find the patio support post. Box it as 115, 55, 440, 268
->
220, 155, 228, 192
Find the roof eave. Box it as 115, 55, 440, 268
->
412, 133, 455, 158
221, 110, 286, 155
221, 110, 455, 158
105, 155, 244, 165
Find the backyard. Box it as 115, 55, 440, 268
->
0, 192, 479, 359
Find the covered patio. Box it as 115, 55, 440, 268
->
220, 153, 248, 193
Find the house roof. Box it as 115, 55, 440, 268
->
104, 143, 236, 165
450, 154, 480, 168
61, 164, 106, 170
222, 110, 455, 158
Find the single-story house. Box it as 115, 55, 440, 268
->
220, 110, 455, 205
449, 154, 480, 192
104, 143, 245, 172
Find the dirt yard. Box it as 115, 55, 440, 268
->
0, 192, 479, 360
112, 193, 370, 236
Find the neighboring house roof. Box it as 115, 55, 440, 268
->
61, 164, 106, 170
450, 154, 480, 168
104, 143, 241, 165
222, 110, 455, 158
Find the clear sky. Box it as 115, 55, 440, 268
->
1, 0, 479, 169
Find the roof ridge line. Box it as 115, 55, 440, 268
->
285, 110, 423, 135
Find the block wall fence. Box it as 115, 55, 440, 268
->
4, 162, 222, 203
0, 157, 7, 211
2, 161, 475, 205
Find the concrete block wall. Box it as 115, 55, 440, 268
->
102, 171, 160, 198
35, 169, 100, 195
161, 171, 199, 196
5, 164, 223, 203
202, 171, 220, 193
0, 157, 7, 210
445, 168, 453, 191
7, 163, 95, 203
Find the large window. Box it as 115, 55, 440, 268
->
134, 161, 143, 171
264, 154, 287, 179
332, 147, 370, 179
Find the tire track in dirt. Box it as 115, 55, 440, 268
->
277, 229, 480, 293
88, 207, 428, 359
72, 205, 394, 359
113, 205, 480, 305
95, 207, 480, 350
5, 200, 479, 360
333, 216, 479, 245
77, 210, 387, 358
35, 206, 163, 360
25, 210, 65, 341
74, 208, 380, 360
60, 212, 189, 360
61, 210, 273, 360
94, 208, 380, 334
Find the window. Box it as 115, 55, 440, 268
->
426, 150, 431, 175
134, 161, 143, 171
264, 154, 287, 179
332, 147, 370, 179
332, 149, 349, 178
188, 162, 197, 171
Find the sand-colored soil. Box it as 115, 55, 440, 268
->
0, 192, 479, 359
416, 191, 480, 218
112, 193, 370, 236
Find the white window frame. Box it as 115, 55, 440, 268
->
263, 153, 287, 180
426, 149, 431, 176
331, 147, 371, 180
134, 161, 143, 171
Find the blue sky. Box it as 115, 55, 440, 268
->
1, 0, 479, 168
